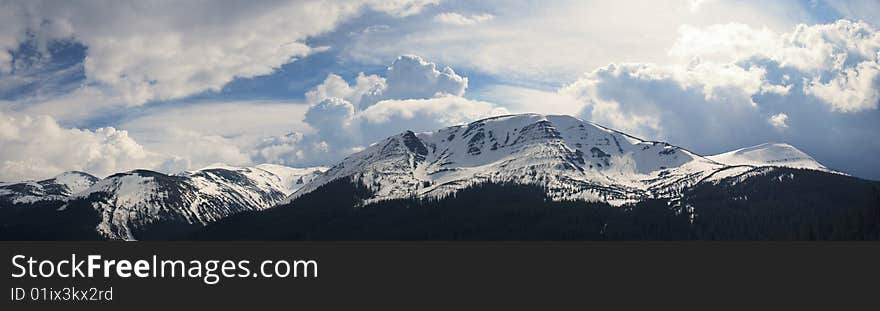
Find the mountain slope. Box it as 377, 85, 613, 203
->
68, 165, 327, 240
0, 171, 99, 205
0, 165, 326, 240
707, 143, 831, 171
289, 114, 724, 206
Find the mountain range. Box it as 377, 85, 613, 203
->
287, 114, 832, 206
2, 114, 876, 240
1, 164, 325, 239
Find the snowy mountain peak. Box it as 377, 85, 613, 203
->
707, 143, 829, 171
289, 113, 723, 206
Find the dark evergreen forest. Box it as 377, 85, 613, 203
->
192, 168, 880, 240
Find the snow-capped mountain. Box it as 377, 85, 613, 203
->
707, 143, 830, 171
289, 114, 723, 206
288, 114, 833, 206
197, 114, 871, 241
2, 113, 844, 241
66, 165, 326, 240
0, 171, 99, 205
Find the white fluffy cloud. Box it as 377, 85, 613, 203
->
768, 113, 789, 129
306, 55, 468, 109
433, 12, 494, 26
0, 111, 158, 181
375, 55, 468, 106
304, 55, 475, 125
305, 73, 385, 108
669, 20, 880, 112
258, 55, 501, 165
804, 60, 880, 112
304, 97, 357, 144
0, 0, 437, 105
559, 60, 785, 140
550, 19, 880, 177
560, 20, 880, 136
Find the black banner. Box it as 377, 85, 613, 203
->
2, 242, 879, 309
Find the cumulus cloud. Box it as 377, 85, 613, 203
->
0, 111, 159, 181
768, 113, 789, 129
559, 60, 783, 142
557, 19, 880, 177
564, 19, 880, 134
303, 55, 474, 123
804, 60, 880, 112
260, 55, 501, 165
305, 55, 467, 110
304, 97, 357, 143
433, 12, 494, 25
375, 55, 468, 106
0, 0, 437, 105
669, 20, 880, 112
305, 73, 385, 108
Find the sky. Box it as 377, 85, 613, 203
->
0, 0, 878, 181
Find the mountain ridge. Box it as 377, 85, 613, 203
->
1, 165, 326, 240
285, 114, 831, 207
0, 113, 853, 240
